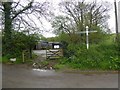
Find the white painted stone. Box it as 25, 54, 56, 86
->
10, 58, 16, 62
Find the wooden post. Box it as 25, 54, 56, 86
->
46, 49, 47, 60
22, 51, 25, 63
114, 0, 119, 41
114, 0, 119, 34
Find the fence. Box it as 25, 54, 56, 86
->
22, 50, 30, 63
46, 49, 63, 59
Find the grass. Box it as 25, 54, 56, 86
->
2, 56, 9, 63
54, 64, 66, 70
2, 53, 37, 64
54, 34, 120, 70
1, 34, 120, 71
2, 56, 23, 64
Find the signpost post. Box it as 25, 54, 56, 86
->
76, 26, 97, 49
86, 26, 89, 49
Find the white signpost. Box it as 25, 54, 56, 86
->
76, 26, 97, 49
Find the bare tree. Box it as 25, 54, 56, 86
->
0, 0, 52, 55
52, 0, 111, 43
59, 0, 111, 31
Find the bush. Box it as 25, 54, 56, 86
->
2, 31, 40, 63
56, 37, 119, 70
54, 64, 65, 69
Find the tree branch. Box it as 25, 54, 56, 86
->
12, 0, 20, 9
12, 1, 33, 20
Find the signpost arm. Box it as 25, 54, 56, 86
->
75, 26, 97, 49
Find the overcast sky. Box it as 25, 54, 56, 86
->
13, 0, 120, 37
42, 0, 120, 37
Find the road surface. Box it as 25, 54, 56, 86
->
2, 64, 118, 88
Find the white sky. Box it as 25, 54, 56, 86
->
42, 0, 120, 37
13, 0, 120, 37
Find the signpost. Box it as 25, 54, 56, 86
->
86, 26, 89, 49
76, 26, 97, 49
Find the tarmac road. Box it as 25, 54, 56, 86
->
2, 64, 118, 88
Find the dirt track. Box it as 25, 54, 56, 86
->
2, 64, 118, 88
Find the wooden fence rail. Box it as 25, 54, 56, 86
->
46, 49, 63, 59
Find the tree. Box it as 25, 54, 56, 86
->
2, 31, 39, 58
59, 0, 111, 31
52, 15, 73, 35
0, 0, 51, 56
51, 15, 81, 43
52, 0, 111, 43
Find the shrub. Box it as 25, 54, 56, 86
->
56, 37, 119, 70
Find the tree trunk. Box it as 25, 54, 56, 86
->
3, 2, 13, 55
29, 47, 32, 59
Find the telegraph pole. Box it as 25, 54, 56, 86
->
114, 0, 119, 41
114, 0, 120, 58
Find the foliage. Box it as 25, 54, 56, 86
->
56, 34, 119, 70
2, 31, 40, 61
51, 16, 72, 35
40, 61, 49, 66
54, 64, 66, 70
51, 1, 111, 44
47, 36, 59, 42
1, 1, 51, 58
2, 55, 36, 64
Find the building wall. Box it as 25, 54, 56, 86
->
34, 41, 62, 50
118, 1, 120, 33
